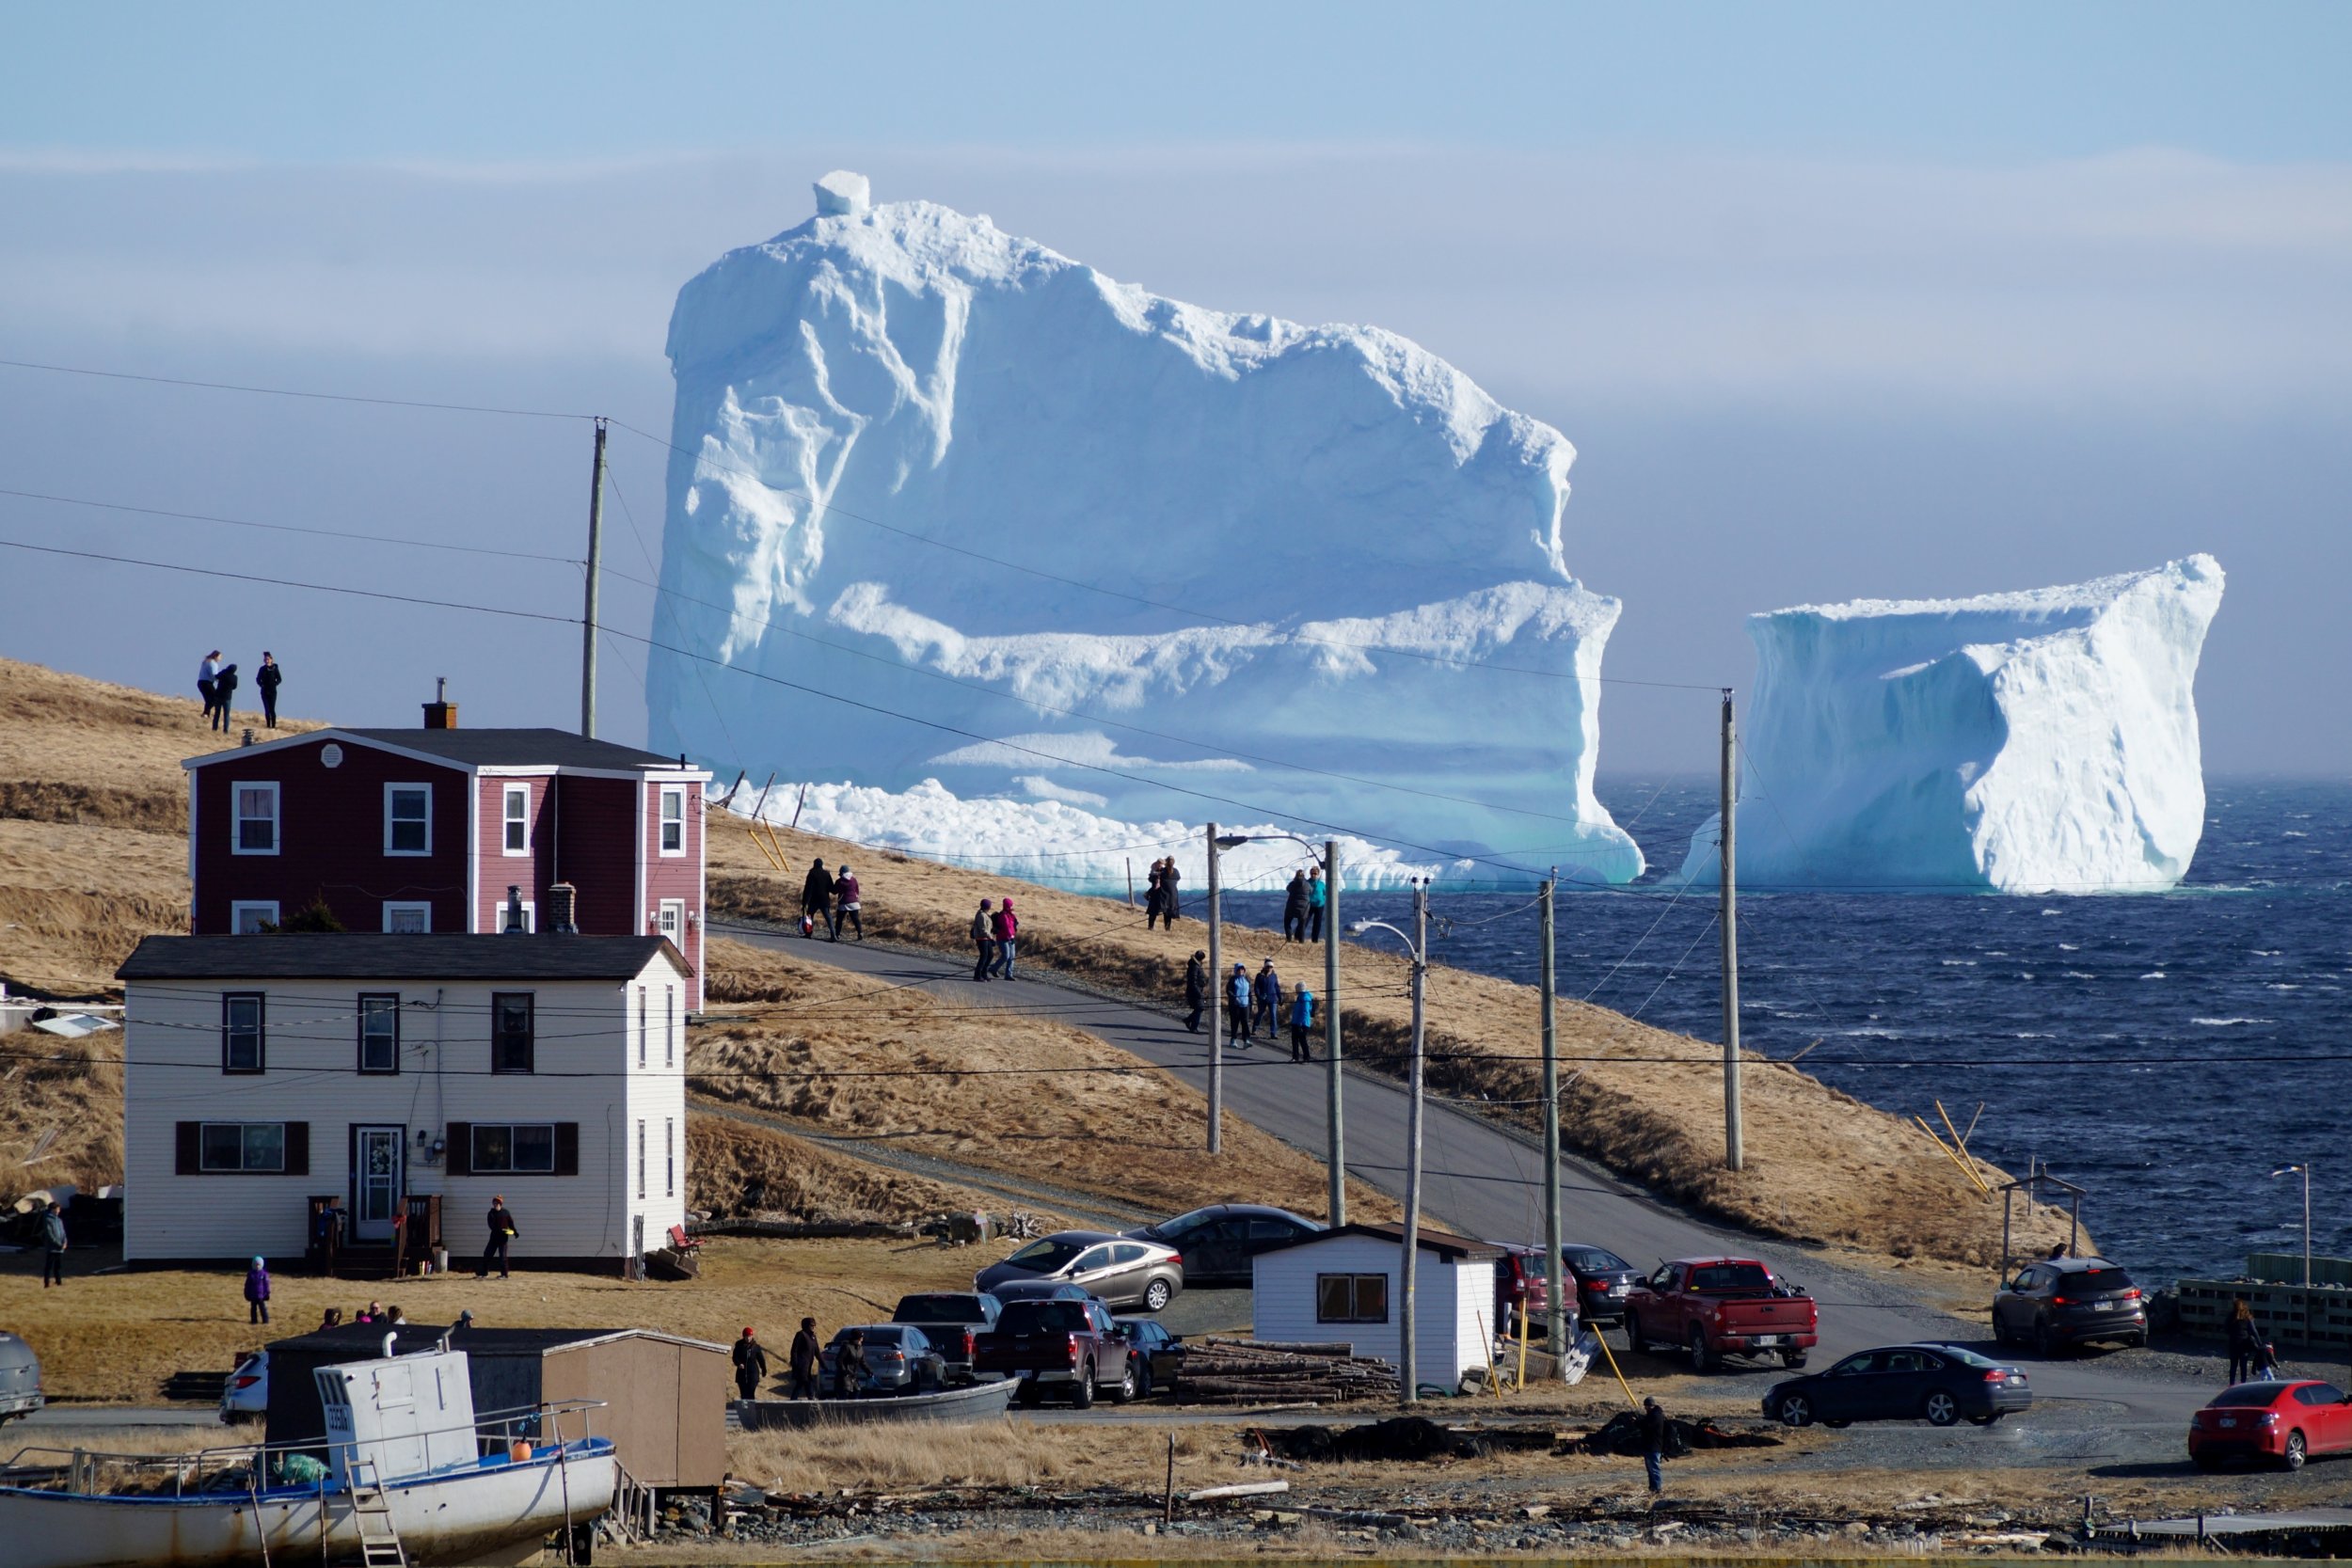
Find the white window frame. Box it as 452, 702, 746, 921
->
665, 987, 676, 1069
230, 900, 279, 934
502, 784, 531, 856
636, 986, 648, 1069
382, 901, 432, 934
496, 899, 536, 934
231, 781, 280, 856
384, 783, 433, 856
636, 1118, 647, 1201
658, 786, 687, 856
658, 898, 685, 947
665, 1117, 675, 1197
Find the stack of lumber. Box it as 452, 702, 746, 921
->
1172, 1337, 1398, 1405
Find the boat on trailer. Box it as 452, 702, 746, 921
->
0, 1342, 614, 1568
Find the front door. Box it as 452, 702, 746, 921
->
352, 1125, 405, 1243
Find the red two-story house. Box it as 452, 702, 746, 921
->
185, 714, 710, 1007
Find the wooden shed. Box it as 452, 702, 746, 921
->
1250, 1222, 1501, 1388
262, 1323, 727, 1497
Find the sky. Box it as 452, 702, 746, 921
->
1, 2, 2346, 789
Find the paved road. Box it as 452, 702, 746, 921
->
718, 922, 2214, 1433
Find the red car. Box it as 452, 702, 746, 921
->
2189, 1380, 2352, 1471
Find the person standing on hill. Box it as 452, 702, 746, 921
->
1160, 860, 1182, 925
1288, 985, 1315, 1062
788, 1317, 821, 1399
991, 898, 1020, 978
211, 662, 239, 733
732, 1327, 770, 1401
1226, 963, 1254, 1045
478, 1196, 518, 1277
1143, 861, 1167, 929
1282, 871, 1309, 943
1184, 951, 1208, 1033
971, 899, 996, 980
243, 1256, 273, 1324
831, 864, 864, 941
255, 653, 283, 730
38, 1204, 66, 1287
801, 858, 835, 939
1305, 867, 1327, 942
2228, 1300, 2261, 1383
1253, 959, 1282, 1037
197, 650, 222, 722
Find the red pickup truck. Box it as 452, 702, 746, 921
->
971, 1296, 1139, 1408
1622, 1257, 1818, 1372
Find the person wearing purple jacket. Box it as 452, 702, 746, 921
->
243, 1256, 272, 1324
831, 865, 864, 942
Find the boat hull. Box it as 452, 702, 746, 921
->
738, 1377, 1018, 1430
0, 1445, 614, 1568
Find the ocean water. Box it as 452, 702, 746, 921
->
1218, 777, 2352, 1288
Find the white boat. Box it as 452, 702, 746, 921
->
0, 1343, 614, 1568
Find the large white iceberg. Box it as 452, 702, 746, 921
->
647, 174, 1643, 886
1676, 556, 2224, 894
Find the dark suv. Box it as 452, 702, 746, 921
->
1562, 1243, 1641, 1327
1993, 1258, 2147, 1354
1123, 1204, 1321, 1287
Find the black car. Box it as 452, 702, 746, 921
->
1124, 1204, 1322, 1287
890, 1291, 1001, 1382
1764, 1342, 2031, 1429
1562, 1243, 1641, 1326
1993, 1258, 2148, 1354
1111, 1317, 1186, 1396
987, 1280, 1094, 1305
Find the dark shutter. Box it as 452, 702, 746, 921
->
284, 1121, 309, 1176
554, 1122, 580, 1177
446, 1122, 472, 1177
176, 1121, 200, 1175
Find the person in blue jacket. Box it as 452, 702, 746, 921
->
1225, 964, 1254, 1044
1252, 960, 1282, 1037
1305, 868, 1327, 942
1288, 986, 1316, 1062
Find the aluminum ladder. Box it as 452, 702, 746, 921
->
345, 1459, 409, 1568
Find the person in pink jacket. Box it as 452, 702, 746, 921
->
991, 899, 1019, 978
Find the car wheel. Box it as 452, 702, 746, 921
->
1070, 1363, 1095, 1410
2283, 1431, 2307, 1471
1113, 1360, 1139, 1404
1688, 1327, 1716, 1374
1624, 1312, 1644, 1354
1923, 1390, 1961, 1427
1135, 1363, 1155, 1402
1143, 1277, 1173, 1313
1774, 1393, 1813, 1429
1781, 1351, 1808, 1370
1013, 1378, 1041, 1409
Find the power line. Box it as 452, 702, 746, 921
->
0, 356, 589, 421
0, 485, 580, 564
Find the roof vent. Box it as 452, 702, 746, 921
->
501, 885, 528, 935
422, 677, 458, 730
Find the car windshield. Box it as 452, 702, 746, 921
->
894, 1294, 988, 1321
1565, 1247, 1629, 1273
1932, 1344, 2000, 1369
2208, 1384, 2288, 1408
1689, 1262, 1773, 1291
1002, 1302, 1090, 1334
1003, 1238, 1088, 1272
2066, 1268, 2135, 1293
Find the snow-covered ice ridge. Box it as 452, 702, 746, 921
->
649, 172, 1643, 888
1676, 556, 2225, 894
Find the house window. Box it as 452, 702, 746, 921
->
358, 993, 401, 1074
1316, 1272, 1391, 1324
384, 784, 432, 855
496, 899, 535, 934
491, 992, 534, 1073
470, 1122, 556, 1174
233, 783, 279, 855
658, 898, 685, 946
200, 1121, 287, 1173
659, 786, 687, 855
636, 1119, 647, 1200
665, 1117, 675, 1197
221, 992, 265, 1073
383, 901, 431, 934
502, 784, 531, 855
230, 900, 279, 934
637, 986, 647, 1069
665, 988, 676, 1069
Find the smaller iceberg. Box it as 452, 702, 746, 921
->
1677, 555, 2223, 894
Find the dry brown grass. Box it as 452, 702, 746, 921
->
0, 1029, 125, 1196
686, 1115, 1006, 1226
710, 815, 2079, 1271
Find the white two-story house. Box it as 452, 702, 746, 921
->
118, 932, 691, 1270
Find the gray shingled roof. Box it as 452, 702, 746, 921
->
1252, 1222, 1503, 1261
337, 728, 691, 770
117, 933, 689, 982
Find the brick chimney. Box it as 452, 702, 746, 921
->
422, 676, 458, 730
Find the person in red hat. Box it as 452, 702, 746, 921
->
732, 1326, 770, 1401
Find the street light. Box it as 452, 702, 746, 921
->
2270, 1163, 2312, 1287
1350, 879, 1430, 1408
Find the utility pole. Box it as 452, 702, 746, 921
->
1399, 878, 1428, 1407
1205, 821, 1222, 1155
1721, 689, 1744, 1171
580, 417, 609, 738
1540, 872, 1565, 1368
1324, 838, 1344, 1227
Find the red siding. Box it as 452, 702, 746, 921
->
644, 779, 704, 1008
552, 776, 642, 938
193, 737, 469, 934
475, 774, 552, 932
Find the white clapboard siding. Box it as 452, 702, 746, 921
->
1250, 1232, 1497, 1384
123, 956, 687, 1263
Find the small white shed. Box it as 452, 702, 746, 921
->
1250, 1222, 1501, 1386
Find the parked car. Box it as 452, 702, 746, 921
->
1764, 1343, 2030, 1429
1992, 1257, 2147, 1354
987, 1279, 1094, 1305
1623, 1257, 1819, 1371
818, 1325, 947, 1396
2190, 1380, 2352, 1471
975, 1229, 1184, 1312
0, 1331, 42, 1425
1493, 1245, 1556, 1335
890, 1292, 1002, 1384
1125, 1204, 1321, 1287
219, 1349, 268, 1425
1561, 1243, 1641, 1326
1112, 1317, 1186, 1397
973, 1296, 1138, 1407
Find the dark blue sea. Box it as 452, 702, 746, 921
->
1220, 777, 2351, 1288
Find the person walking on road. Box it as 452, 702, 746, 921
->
211, 662, 240, 733
971, 900, 996, 980
1282, 871, 1309, 943
1639, 1396, 1668, 1496
732, 1327, 770, 1401
991, 898, 1020, 977
788, 1317, 821, 1399
1253, 959, 1281, 1037
38, 1204, 66, 1287
801, 858, 835, 939
244, 1256, 273, 1324
831, 864, 865, 941
1226, 963, 1254, 1045
1184, 951, 1208, 1033
1305, 867, 1326, 942
197, 651, 222, 723
478, 1196, 518, 1277
255, 653, 283, 730
1288, 985, 1315, 1062
2227, 1300, 2260, 1383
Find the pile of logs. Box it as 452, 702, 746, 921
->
1172, 1337, 1399, 1405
